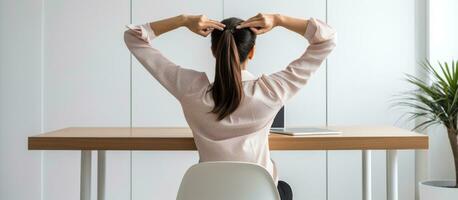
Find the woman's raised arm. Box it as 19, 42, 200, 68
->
150, 15, 225, 37
238, 13, 336, 106
124, 15, 223, 100
237, 13, 308, 36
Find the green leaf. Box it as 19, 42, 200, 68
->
396, 60, 458, 130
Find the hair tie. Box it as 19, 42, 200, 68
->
225, 28, 235, 33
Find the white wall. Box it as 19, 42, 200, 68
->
327, 1, 419, 200
0, 0, 43, 199
42, 0, 131, 200
0, 0, 428, 200
427, 0, 458, 181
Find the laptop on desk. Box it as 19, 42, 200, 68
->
270, 106, 341, 136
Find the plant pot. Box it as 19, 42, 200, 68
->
419, 180, 458, 200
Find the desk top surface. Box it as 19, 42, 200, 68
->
28, 126, 428, 150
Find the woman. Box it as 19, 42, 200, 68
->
124, 13, 336, 200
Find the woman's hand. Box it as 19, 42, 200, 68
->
236, 13, 280, 35
183, 15, 225, 37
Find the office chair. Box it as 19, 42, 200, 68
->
176, 161, 281, 200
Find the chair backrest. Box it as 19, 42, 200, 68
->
177, 161, 280, 200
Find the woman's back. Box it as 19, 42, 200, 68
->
181, 71, 280, 140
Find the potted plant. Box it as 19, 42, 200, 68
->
398, 61, 458, 199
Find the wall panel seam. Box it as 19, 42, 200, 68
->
130, 1, 133, 200
325, 1, 329, 200
40, 0, 45, 199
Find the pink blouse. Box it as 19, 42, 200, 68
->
124, 18, 336, 183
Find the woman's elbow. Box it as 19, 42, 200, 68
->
123, 30, 133, 48
329, 34, 337, 49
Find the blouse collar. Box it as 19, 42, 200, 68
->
241, 70, 257, 81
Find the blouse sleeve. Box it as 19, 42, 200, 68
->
259, 18, 336, 106
124, 23, 207, 101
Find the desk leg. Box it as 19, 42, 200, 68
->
81, 151, 91, 200
387, 150, 398, 200
363, 150, 372, 200
98, 151, 106, 200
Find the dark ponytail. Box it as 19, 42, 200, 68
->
210, 18, 256, 120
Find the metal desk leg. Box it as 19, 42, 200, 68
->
363, 150, 372, 200
81, 151, 92, 200
98, 151, 106, 200
387, 150, 398, 200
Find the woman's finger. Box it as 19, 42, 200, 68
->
204, 22, 224, 31
256, 28, 269, 35
238, 17, 261, 28
246, 14, 263, 22
250, 27, 266, 35
197, 30, 207, 37
209, 20, 226, 28
250, 27, 269, 35
243, 16, 261, 24
203, 27, 214, 32
238, 20, 263, 29
237, 20, 263, 29
200, 29, 212, 37
249, 27, 261, 34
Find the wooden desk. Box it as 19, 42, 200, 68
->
28, 126, 427, 150
28, 126, 428, 200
